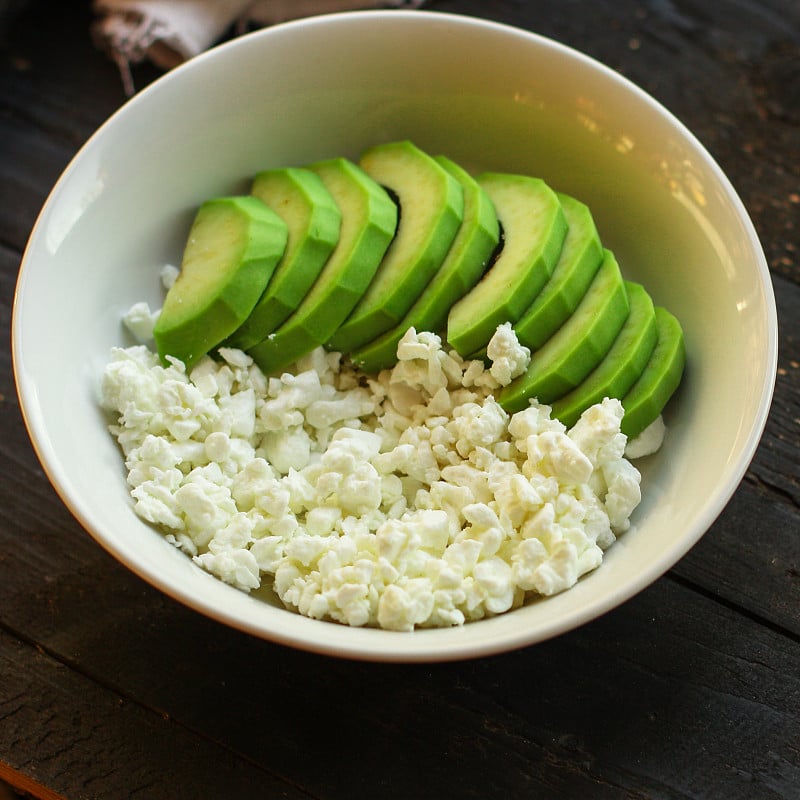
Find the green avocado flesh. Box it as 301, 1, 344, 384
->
550, 281, 658, 429
246, 157, 397, 374
327, 140, 465, 352
153, 195, 288, 370
498, 248, 630, 412
224, 167, 342, 351
513, 192, 604, 351
446, 172, 568, 357
349, 155, 500, 373
152, 141, 685, 430
620, 306, 686, 438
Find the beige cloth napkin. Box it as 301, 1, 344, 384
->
92, 0, 426, 93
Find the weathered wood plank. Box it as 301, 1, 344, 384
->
672, 272, 799, 632
0, 764, 65, 800
675, 476, 800, 636
747, 275, 800, 506
0, 1, 798, 798
0, 114, 76, 251
0, 3, 152, 252
0, 630, 307, 800
1, 563, 797, 799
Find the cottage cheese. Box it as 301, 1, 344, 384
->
101, 322, 658, 631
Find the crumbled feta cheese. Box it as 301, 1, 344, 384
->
101, 322, 659, 631
194, 547, 261, 591
625, 415, 666, 459
486, 322, 531, 386
160, 263, 180, 289
123, 301, 160, 343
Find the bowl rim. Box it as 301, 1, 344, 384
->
12, 9, 778, 662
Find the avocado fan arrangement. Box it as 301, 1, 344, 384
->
153, 140, 685, 438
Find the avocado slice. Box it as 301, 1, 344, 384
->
224, 167, 342, 351
550, 281, 658, 428
246, 157, 397, 375
326, 140, 464, 353
349, 154, 500, 373
514, 192, 604, 352
498, 249, 630, 412
620, 306, 686, 438
153, 195, 288, 370
446, 172, 568, 357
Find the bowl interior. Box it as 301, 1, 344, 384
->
12, 11, 776, 661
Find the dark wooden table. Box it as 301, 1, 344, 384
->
1, 2, 798, 798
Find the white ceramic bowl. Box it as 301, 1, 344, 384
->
13, 11, 777, 662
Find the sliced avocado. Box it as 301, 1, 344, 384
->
498, 249, 630, 412
225, 167, 341, 351
246, 157, 397, 374
446, 172, 567, 357
620, 306, 686, 438
550, 281, 658, 428
514, 192, 604, 351
350, 154, 500, 373
153, 195, 288, 370
327, 140, 464, 352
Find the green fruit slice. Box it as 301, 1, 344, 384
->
224, 167, 342, 351
514, 192, 604, 351
620, 306, 686, 438
246, 157, 397, 374
550, 281, 658, 428
153, 195, 288, 370
446, 172, 568, 357
499, 249, 630, 412
327, 140, 465, 352
350, 154, 500, 372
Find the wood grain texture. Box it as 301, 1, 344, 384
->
0, 1, 798, 798
0, 631, 305, 800
672, 274, 799, 634
1, 556, 797, 799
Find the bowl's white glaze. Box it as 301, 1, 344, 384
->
13, 11, 776, 661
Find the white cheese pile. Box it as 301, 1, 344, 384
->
101, 318, 660, 631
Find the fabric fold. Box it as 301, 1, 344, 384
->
92, 0, 426, 93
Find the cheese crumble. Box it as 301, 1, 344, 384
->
101, 322, 656, 631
